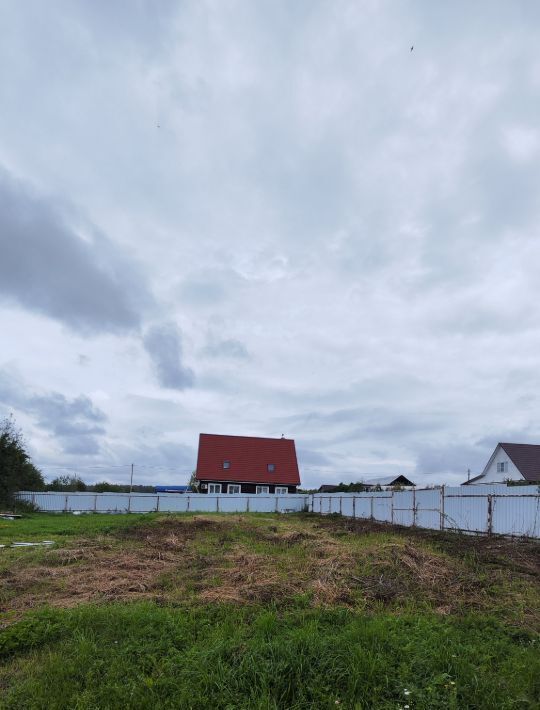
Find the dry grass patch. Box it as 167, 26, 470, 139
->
1, 514, 539, 627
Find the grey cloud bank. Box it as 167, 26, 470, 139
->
0, 1, 539, 487
0, 368, 107, 456
0, 168, 151, 334
143, 322, 195, 390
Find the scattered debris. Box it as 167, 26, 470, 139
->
5, 541, 56, 548
0, 513, 22, 520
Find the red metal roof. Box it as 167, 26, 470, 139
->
196, 433, 301, 485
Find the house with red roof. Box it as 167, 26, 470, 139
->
195, 433, 301, 494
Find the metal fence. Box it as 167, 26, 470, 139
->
309, 484, 540, 538
16, 491, 308, 514
16, 485, 540, 538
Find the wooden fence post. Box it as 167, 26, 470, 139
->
391, 492, 394, 525
370, 496, 374, 521
353, 496, 356, 519
412, 489, 416, 527
64, 494, 68, 512
216, 496, 220, 513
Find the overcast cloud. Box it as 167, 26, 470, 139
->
143, 322, 195, 390
1, 1, 539, 487
0, 167, 152, 333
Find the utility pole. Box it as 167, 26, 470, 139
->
130, 463, 134, 493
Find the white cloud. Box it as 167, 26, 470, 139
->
502, 125, 540, 163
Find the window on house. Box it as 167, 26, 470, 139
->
256, 485, 269, 494
496, 461, 508, 473
223, 460, 230, 469
275, 487, 288, 495
267, 463, 275, 472
227, 484, 241, 494
208, 483, 221, 494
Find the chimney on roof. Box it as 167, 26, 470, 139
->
467, 468, 471, 482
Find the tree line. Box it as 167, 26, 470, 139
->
0, 417, 155, 508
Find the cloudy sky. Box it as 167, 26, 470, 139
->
1, 1, 539, 488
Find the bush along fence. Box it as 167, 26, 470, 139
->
16, 484, 540, 538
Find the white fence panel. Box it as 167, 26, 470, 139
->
129, 495, 158, 512
95, 494, 129, 512
415, 489, 441, 529
341, 497, 355, 517
454, 484, 539, 496
393, 491, 415, 526
66, 494, 96, 511
372, 496, 392, 522
491, 495, 540, 537
353, 497, 372, 519
26, 492, 64, 511
190, 495, 220, 512
318, 497, 332, 515
251, 496, 277, 513
444, 495, 489, 533
159, 495, 189, 512
276, 495, 306, 512
415, 510, 440, 529
212, 495, 244, 513
330, 496, 342, 515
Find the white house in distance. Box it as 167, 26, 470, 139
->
463, 443, 540, 485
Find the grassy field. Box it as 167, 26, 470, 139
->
0, 512, 539, 709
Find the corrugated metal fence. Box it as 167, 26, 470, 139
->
16, 492, 308, 514
310, 484, 540, 538
16, 485, 540, 538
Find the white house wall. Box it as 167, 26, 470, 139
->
479, 445, 523, 484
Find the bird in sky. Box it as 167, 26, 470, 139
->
410, 45, 414, 52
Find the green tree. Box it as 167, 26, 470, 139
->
0, 416, 45, 507
47, 474, 87, 492
188, 471, 199, 492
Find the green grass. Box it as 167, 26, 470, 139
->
0, 512, 160, 544
1, 603, 538, 709
1, 513, 538, 708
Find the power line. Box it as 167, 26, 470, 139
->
37, 463, 132, 469
37, 463, 188, 471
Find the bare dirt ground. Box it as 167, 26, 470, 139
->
2, 514, 539, 626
